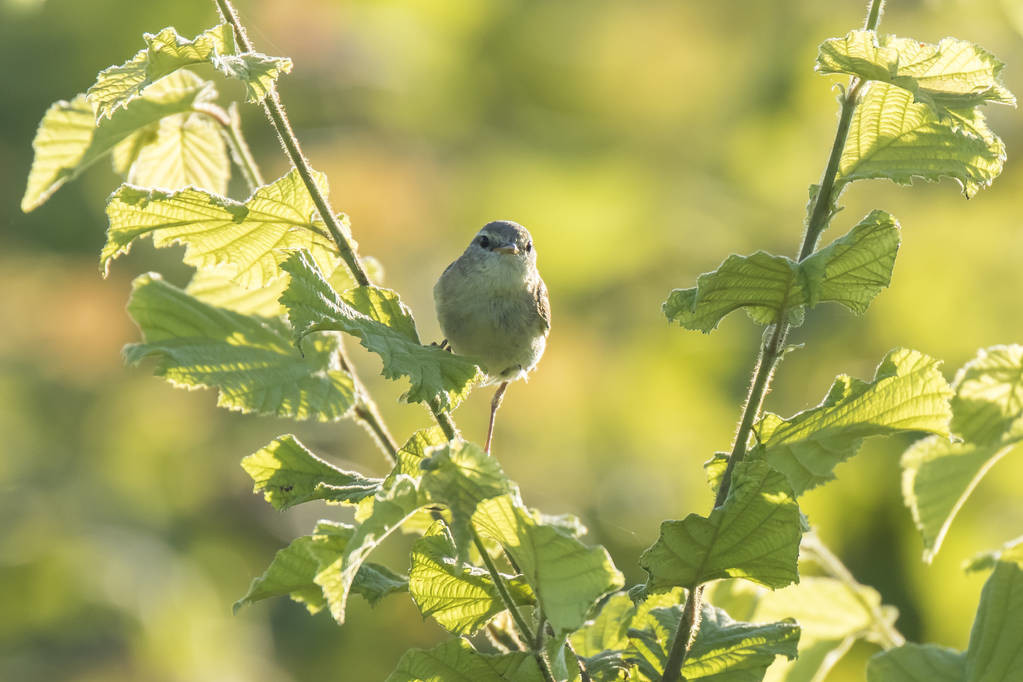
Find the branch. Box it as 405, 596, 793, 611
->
660, 1, 885, 678
212, 0, 461, 445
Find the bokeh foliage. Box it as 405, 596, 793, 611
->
3, 0, 1022, 680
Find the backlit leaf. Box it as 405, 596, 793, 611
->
387, 638, 543, 682
817, 31, 1015, 109
640, 460, 802, 590
280, 250, 482, 408
867, 643, 965, 682
241, 434, 381, 511
124, 273, 354, 421
103, 169, 341, 288
409, 527, 533, 636
664, 211, 899, 332
87, 24, 291, 118
902, 346, 1023, 561
838, 82, 1004, 197
473, 494, 624, 634
760, 347, 953, 495
234, 520, 406, 614
22, 76, 212, 212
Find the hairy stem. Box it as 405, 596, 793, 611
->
472, 532, 557, 682
661, 2, 883, 678
213, 0, 371, 287
336, 342, 400, 462
212, 0, 461, 447
802, 532, 905, 650
192, 101, 262, 193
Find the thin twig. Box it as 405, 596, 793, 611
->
472, 532, 557, 682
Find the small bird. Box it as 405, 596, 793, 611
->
434, 220, 550, 453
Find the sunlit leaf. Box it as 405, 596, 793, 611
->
902, 346, 1023, 561
838, 82, 1004, 197
22, 77, 213, 212
234, 520, 406, 614
965, 560, 1023, 681
103, 169, 341, 288
867, 643, 965, 682
817, 31, 1016, 109
964, 536, 1023, 574
759, 347, 953, 495
473, 494, 624, 634
241, 434, 381, 511
708, 574, 899, 682
386, 638, 543, 682
125, 112, 228, 194
280, 250, 482, 408
124, 273, 355, 421
315, 476, 424, 624
664, 211, 899, 332
185, 259, 359, 318
640, 460, 802, 590
409, 527, 533, 636
419, 441, 514, 558
627, 601, 799, 681
87, 24, 291, 118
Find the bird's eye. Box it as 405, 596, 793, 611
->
478, 235, 491, 248
525, 241, 532, 253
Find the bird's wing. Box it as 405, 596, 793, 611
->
534, 278, 551, 331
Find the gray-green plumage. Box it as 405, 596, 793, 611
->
434, 220, 550, 384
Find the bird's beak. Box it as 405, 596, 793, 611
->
493, 245, 519, 255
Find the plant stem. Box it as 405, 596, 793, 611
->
564, 638, 594, 682
213, 0, 371, 288
660, 3, 881, 678
802, 532, 905, 650
212, 0, 462, 447
472, 532, 557, 682
192, 101, 263, 193
336, 342, 400, 461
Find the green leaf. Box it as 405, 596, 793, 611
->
386, 638, 543, 682
640, 460, 802, 591
708, 574, 899, 682
102, 169, 341, 288
419, 441, 514, 558
409, 527, 533, 636
185, 266, 289, 317
570, 592, 634, 657
124, 273, 355, 421
87, 25, 292, 118
241, 434, 381, 511
684, 605, 799, 681
965, 560, 1023, 681
965, 536, 1023, 573
838, 82, 1004, 197
800, 210, 901, 314
123, 112, 228, 194
759, 347, 953, 495
213, 51, 293, 102
867, 643, 966, 682
184, 258, 360, 318
315, 476, 425, 624
664, 210, 899, 332
902, 346, 1023, 561
817, 31, 1016, 109
473, 494, 624, 634
234, 520, 407, 614
627, 601, 799, 681
21, 75, 213, 212
279, 250, 482, 408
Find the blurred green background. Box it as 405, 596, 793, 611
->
3, 0, 1022, 680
